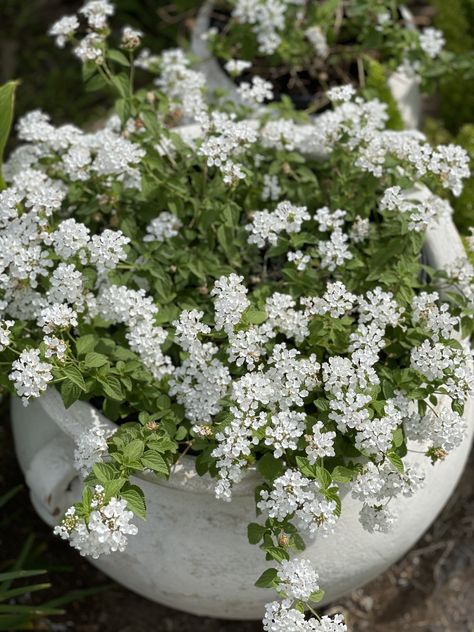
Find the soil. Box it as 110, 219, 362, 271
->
1, 396, 473, 632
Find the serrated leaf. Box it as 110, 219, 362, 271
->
123, 439, 145, 462
76, 334, 97, 356
254, 568, 278, 588
309, 589, 325, 603
257, 452, 285, 482
247, 522, 267, 545
331, 466, 355, 483
120, 485, 146, 519
104, 477, 127, 498
295, 456, 317, 479
264, 546, 290, 563
101, 376, 124, 401
141, 451, 169, 477
92, 462, 116, 483
392, 427, 404, 448
63, 365, 86, 391
60, 378, 82, 409
84, 352, 109, 369
387, 451, 404, 473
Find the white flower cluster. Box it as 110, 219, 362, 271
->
232, 0, 290, 55
380, 186, 452, 231
419, 27, 445, 59
74, 412, 116, 476
246, 201, 310, 247
198, 112, 258, 184
410, 339, 473, 402
54, 485, 138, 558
352, 460, 425, 532
258, 469, 338, 537
307, 95, 469, 197
155, 49, 207, 120
237, 76, 274, 106
277, 558, 320, 601
143, 212, 182, 242
264, 602, 346, 631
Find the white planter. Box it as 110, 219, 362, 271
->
11, 214, 473, 620
191, 1, 421, 129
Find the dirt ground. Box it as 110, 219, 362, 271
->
1, 403, 473, 632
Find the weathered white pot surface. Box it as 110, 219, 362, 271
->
11, 215, 473, 619
191, 0, 421, 129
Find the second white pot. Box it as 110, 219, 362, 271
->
191, 1, 421, 129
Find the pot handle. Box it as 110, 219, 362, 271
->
25, 433, 81, 527
39, 388, 116, 444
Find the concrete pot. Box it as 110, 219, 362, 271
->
191, 1, 421, 129
11, 212, 473, 619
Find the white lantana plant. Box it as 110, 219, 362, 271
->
2, 2, 473, 630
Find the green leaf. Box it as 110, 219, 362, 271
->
247, 522, 267, 545
92, 462, 116, 483
108, 49, 131, 67
264, 546, 290, 563
103, 478, 127, 498
254, 568, 278, 588
309, 589, 325, 603
141, 451, 169, 477
295, 456, 317, 479
123, 439, 145, 462
392, 427, 404, 448
121, 485, 146, 519
331, 465, 355, 483
257, 452, 285, 482
62, 365, 86, 391
60, 378, 82, 409
101, 376, 124, 401
315, 465, 332, 489
84, 352, 109, 369
76, 334, 97, 356
0, 81, 18, 190
387, 451, 404, 473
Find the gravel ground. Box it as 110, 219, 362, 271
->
1, 404, 473, 632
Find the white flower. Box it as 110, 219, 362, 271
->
43, 335, 67, 360
305, 26, 329, 58
88, 229, 130, 272
49, 15, 80, 48
327, 85, 356, 102
287, 250, 310, 271
211, 274, 250, 335
419, 27, 445, 59
305, 421, 336, 462
359, 503, 398, 533
9, 349, 53, 404
0, 320, 14, 352
74, 412, 115, 476
74, 33, 104, 63
54, 487, 137, 559
246, 201, 310, 248
318, 228, 353, 271
237, 76, 274, 106
79, 0, 115, 30
277, 558, 320, 601
224, 59, 251, 76
265, 411, 306, 457
143, 212, 182, 242
121, 26, 142, 50
37, 303, 78, 334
